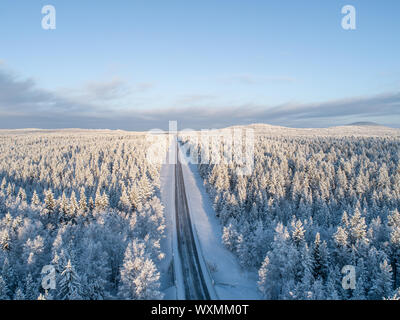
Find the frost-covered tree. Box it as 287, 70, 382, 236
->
388, 209, 400, 288
13, 287, 25, 300
118, 240, 163, 300
78, 187, 87, 214
181, 128, 400, 300
44, 190, 56, 215
370, 260, 393, 300
257, 255, 270, 298
31, 190, 40, 207
0, 131, 166, 300
312, 233, 329, 281
58, 259, 82, 300
24, 273, 38, 300
0, 276, 10, 299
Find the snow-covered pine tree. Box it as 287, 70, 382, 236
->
312, 233, 329, 281
118, 240, 163, 300
370, 260, 393, 300
31, 190, 40, 207
13, 287, 26, 300
78, 187, 88, 215
25, 273, 38, 300
0, 275, 10, 300
257, 255, 270, 298
58, 259, 82, 300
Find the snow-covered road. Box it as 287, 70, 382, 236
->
160, 137, 260, 300
175, 146, 216, 299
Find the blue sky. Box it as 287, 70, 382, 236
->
0, 0, 399, 129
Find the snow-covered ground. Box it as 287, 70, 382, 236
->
178, 145, 261, 300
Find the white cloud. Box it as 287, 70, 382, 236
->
222, 74, 296, 85
0, 67, 399, 130
84, 77, 131, 101
136, 82, 155, 92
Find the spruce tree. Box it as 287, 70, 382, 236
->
0, 276, 10, 300
58, 260, 82, 300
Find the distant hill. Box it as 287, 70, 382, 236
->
347, 121, 381, 126
217, 122, 400, 138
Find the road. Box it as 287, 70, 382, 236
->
175, 144, 211, 300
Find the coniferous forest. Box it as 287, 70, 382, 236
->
1, 127, 400, 300
181, 127, 400, 300
0, 131, 166, 300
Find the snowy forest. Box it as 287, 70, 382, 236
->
0, 131, 166, 300
181, 127, 400, 300
1, 126, 400, 300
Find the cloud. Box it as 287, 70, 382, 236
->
114, 91, 400, 129
0, 70, 67, 114
0, 67, 399, 130
136, 82, 155, 92
117, 93, 400, 129
70, 78, 155, 102
0, 68, 106, 117
175, 94, 217, 106
266, 93, 400, 121
222, 74, 296, 85
84, 78, 131, 101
